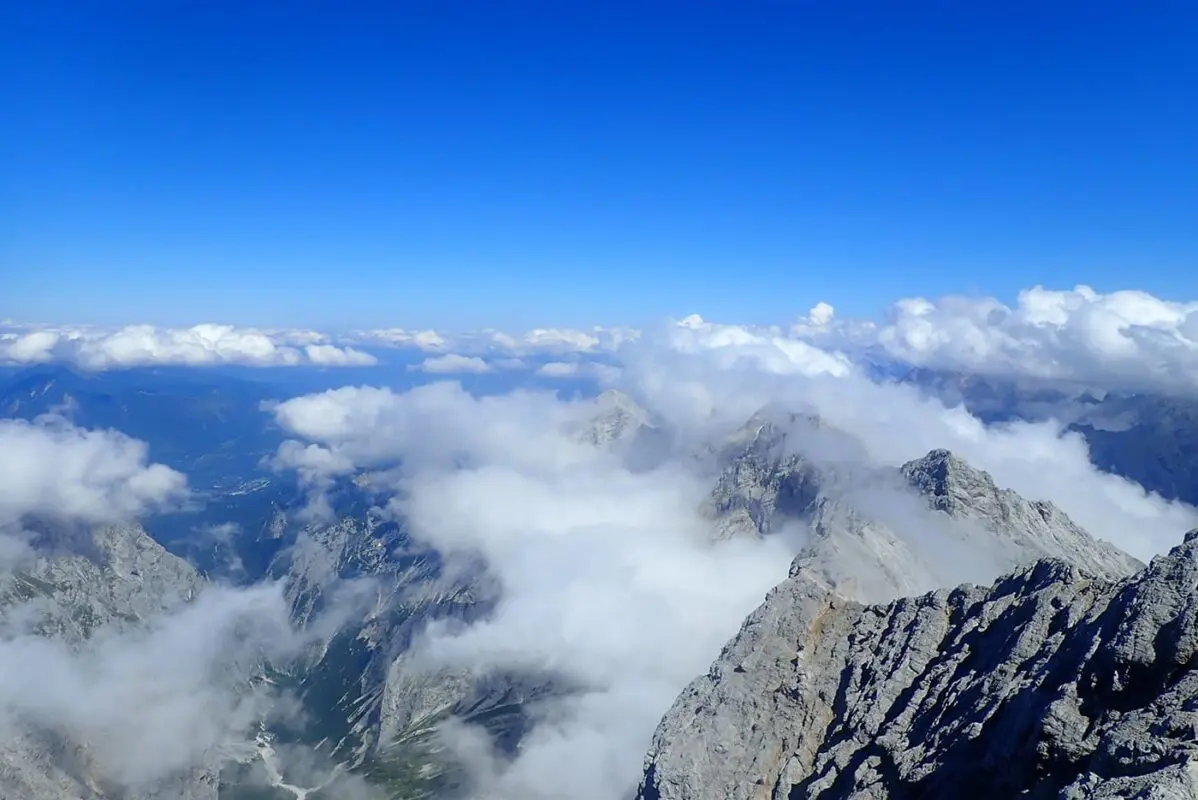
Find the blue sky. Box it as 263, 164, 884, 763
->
3, 2, 1195, 330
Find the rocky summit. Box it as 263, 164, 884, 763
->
636, 531, 1198, 800
704, 409, 1141, 602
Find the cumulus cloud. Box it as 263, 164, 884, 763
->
416, 354, 494, 374
13, 284, 1198, 392
798, 285, 1198, 393
303, 343, 378, 366
0, 572, 380, 795
535, 360, 622, 382
353, 325, 639, 358
662, 313, 854, 378
0, 324, 378, 369
0, 416, 188, 533
271, 383, 591, 475
536, 361, 581, 378
356, 327, 448, 351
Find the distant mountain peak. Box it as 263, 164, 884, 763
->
574, 389, 659, 448
900, 448, 997, 513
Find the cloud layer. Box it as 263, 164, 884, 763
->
0, 324, 377, 369
11, 285, 1198, 392
796, 285, 1198, 393
271, 383, 796, 800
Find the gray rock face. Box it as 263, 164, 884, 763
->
572, 389, 659, 448
0, 524, 203, 636
702, 410, 1140, 602
636, 531, 1198, 800
571, 389, 672, 472
0, 524, 214, 800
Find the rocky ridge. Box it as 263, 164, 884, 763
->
704, 411, 1140, 602
637, 529, 1198, 799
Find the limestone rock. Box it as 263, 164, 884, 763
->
636, 532, 1198, 800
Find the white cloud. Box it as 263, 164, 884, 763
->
661, 314, 854, 378
357, 327, 448, 351
800, 285, 1198, 393
303, 343, 378, 366
0, 573, 377, 794
272, 383, 793, 800
536, 361, 580, 377
271, 382, 593, 475
622, 325, 1198, 559
416, 354, 493, 374
0, 330, 60, 363
0, 416, 188, 532
353, 325, 639, 359
0, 583, 295, 789
14, 285, 1198, 392
0, 324, 378, 369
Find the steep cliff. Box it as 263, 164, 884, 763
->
637, 531, 1198, 800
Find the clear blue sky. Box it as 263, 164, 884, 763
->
3, 2, 1195, 330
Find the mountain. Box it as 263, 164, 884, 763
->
0, 387, 1161, 799
1068, 393, 1198, 506
636, 530, 1198, 800
896, 368, 1198, 506
702, 410, 1140, 601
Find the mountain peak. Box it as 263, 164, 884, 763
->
573, 389, 658, 448
900, 448, 997, 513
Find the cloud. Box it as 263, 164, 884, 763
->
273, 383, 794, 800
536, 361, 581, 378
0, 324, 378, 369
356, 327, 448, 351
271, 382, 592, 475
798, 285, 1198, 393
0, 572, 380, 795
660, 313, 854, 378
0, 416, 188, 533
353, 325, 639, 358
303, 343, 378, 366
535, 361, 622, 382
12, 284, 1198, 392
0, 330, 59, 363
13, 283, 1198, 796
416, 354, 494, 374
0, 583, 295, 789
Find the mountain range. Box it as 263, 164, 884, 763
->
2, 368, 1197, 798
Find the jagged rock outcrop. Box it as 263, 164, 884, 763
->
702, 410, 830, 541
705, 411, 1140, 602
636, 531, 1198, 800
